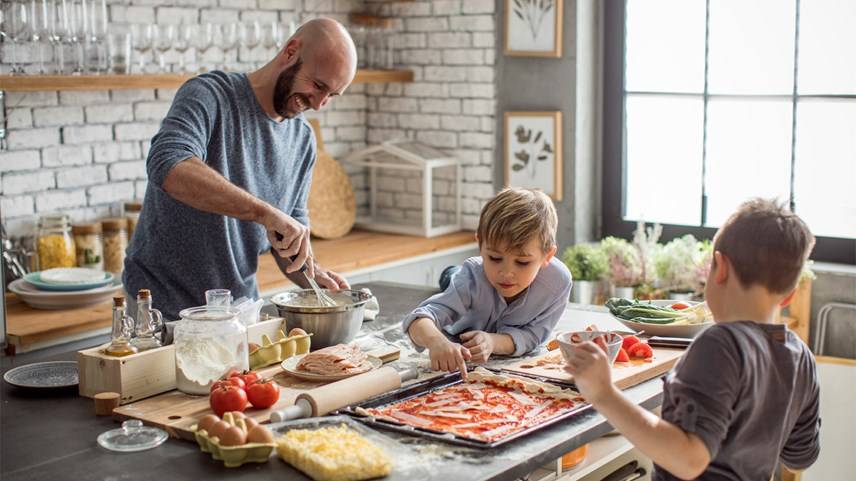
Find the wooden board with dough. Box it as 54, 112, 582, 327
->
501, 346, 686, 391
112, 346, 401, 441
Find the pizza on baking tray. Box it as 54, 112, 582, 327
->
357, 368, 585, 442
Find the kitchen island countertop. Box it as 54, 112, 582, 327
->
0, 282, 663, 481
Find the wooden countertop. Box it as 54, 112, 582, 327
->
5, 229, 476, 353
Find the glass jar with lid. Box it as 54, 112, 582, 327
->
72, 222, 104, 270
123, 201, 142, 239
36, 214, 76, 270
174, 306, 249, 395
102, 218, 128, 274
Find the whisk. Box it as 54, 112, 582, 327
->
276, 232, 336, 307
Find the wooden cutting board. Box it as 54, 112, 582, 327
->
502, 346, 686, 390
112, 346, 401, 441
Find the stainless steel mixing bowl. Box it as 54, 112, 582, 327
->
269, 289, 372, 349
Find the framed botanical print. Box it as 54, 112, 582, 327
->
505, 0, 563, 57
504, 111, 563, 201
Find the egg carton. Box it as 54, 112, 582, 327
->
249, 329, 312, 370
192, 413, 276, 468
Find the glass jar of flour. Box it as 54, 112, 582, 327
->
173, 306, 248, 395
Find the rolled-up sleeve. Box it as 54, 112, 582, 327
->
401, 262, 475, 350
498, 280, 571, 356
147, 79, 217, 187
781, 360, 821, 470
661, 330, 741, 461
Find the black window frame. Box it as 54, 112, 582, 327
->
602, 0, 856, 265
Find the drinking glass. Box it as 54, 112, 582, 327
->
87, 0, 107, 73
205, 289, 232, 308
191, 23, 213, 72
67, 0, 87, 74
173, 23, 192, 73
216, 22, 237, 71
239, 21, 261, 68
107, 29, 131, 74
129, 23, 153, 74
30, 0, 51, 74
8, 0, 31, 75
153, 24, 174, 73
46, 0, 65, 73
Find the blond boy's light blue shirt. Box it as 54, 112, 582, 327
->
402, 256, 572, 356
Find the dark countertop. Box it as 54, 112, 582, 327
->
1, 282, 664, 481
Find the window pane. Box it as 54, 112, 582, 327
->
625, 0, 706, 93
625, 95, 704, 226
798, 0, 856, 94
708, 0, 796, 95
794, 100, 856, 239
704, 99, 793, 227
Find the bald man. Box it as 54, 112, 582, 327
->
124, 18, 358, 320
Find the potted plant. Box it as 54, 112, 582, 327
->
654, 235, 710, 299
562, 243, 608, 304
631, 221, 665, 300
600, 236, 642, 299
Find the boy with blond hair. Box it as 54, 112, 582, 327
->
565, 199, 820, 480
403, 188, 572, 377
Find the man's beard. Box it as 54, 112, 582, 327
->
273, 58, 306, 118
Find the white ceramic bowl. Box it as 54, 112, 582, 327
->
557, 331, 623, 365
611, 299, 714, 338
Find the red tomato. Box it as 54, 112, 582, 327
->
246, 379, 280, 409
210, 377, 245, 392
238, 370, 261, 386
628, 342, 654, 359
226, 369, 243, 379
209, 386, 248, 417
670, 302, 691, 310
615, 347, 630, 363
622, 335, 641, 351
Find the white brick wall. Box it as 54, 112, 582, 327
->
2, 0, 495, 237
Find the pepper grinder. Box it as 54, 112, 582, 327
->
105, 297, 138, 357
130, 289, 163, 351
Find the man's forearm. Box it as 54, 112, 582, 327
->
162, 157, 272, 223
271, 250, 310, 288
593, 388, 710, 480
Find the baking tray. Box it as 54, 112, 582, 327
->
339, 370, 591, 449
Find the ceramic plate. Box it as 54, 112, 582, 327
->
611, 300, 714, 338
3, 361, 79, 389
24, 271, 114, 291
39, 267, 109, 285
280, 354, 382, 382
8, 278, 123, 310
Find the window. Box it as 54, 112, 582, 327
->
603, 0, 856, 264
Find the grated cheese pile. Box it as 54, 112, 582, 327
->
276, 424, 392, 481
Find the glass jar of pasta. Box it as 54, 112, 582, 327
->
102, 218, 128, 274
124, 201, 142, 239
72, 222, 104, 270
36, 214, 76, 270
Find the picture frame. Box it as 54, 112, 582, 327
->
504, 111, 563, 201
504, 0, 563, 57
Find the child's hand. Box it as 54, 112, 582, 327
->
563, 341, 616, 404
460, 330, 495, 364
426, 338, 472, 379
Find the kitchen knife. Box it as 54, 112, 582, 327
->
647, 336, 692, 348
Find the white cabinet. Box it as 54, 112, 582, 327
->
349, 244, 478, 288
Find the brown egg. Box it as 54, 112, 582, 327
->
197, 414, 220, 433
208, 420, 230, 440
243, 417, 259, 432
219, 425, 247, 446
246, 425, 275, 444
288, 328, 308, 337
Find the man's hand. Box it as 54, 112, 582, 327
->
259, 207, 312, 275
313, 266, 350, 291
460, 330, 495, 364
563, 341, 615, 404
426, 337, 471, 379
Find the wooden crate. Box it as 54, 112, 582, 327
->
77, 317, 288, 404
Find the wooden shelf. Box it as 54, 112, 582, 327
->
0, 69, 414, 92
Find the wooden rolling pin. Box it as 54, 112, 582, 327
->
270, 366, 417, 422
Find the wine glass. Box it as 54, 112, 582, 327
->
8, 0, 32, 75
153, 24, 174, 73
215, 22, 237, 71
87, 0, 107, 73
239, 21, 261, 68
191, 23, 213, 72
130, 23, 153, 74
67, 0, 87, 75
45, 0, 65, 73
29, 0, 51, 74
263, 21, 284, 60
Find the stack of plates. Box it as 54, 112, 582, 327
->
8, 268, 123, 310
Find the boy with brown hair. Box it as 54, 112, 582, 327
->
565, 198, 820, 480
403, 188, 572, 377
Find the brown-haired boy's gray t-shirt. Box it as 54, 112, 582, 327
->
655, 321, 820, 481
